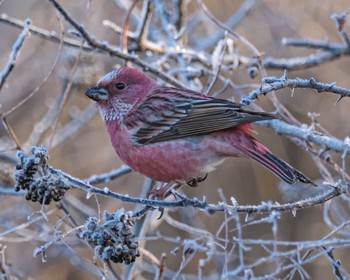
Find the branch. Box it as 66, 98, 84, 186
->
134, 0, 152, 43
84, 165, 132, 184
14, 147, 347, 214
263, 119, 350, 155
0, 18, 31, 90
324, 247, 345, 280
282, 37, 347, 52
200, 0, 257, 49
48, 166, 345, 214
0, 13, 94, 52
262, 13, 350, 71
241, 73, 350, 105
47, 0, 185, 88
263, 51, 343, 71
0, 187, 25, 196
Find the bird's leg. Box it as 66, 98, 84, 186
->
186, 174, 208, 187
147, 181, 184, 219
147, 181, 183, 200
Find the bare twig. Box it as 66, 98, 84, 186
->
282, 37, 347, 51
263, 119, 350, 155
263, 51, 344, 71
4, 19, 63, 118
201, 0, 257, 49
47, 0, 185, 87
241, 74, 350, 106
0, 13, 93, 51
0, 117, 22, 150
199, 0, 262, 59
323, 247, 344, 280
0, 18, 31, 90
84, 165, 132, 184
46, 165, 346, 214
122, 0, 140, 53
42, 103, 98, 149
48, 9, 83, 149
332, 12, 350, 49
0, 187, 25, 196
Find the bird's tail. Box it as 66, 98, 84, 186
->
242, 141, 314, 185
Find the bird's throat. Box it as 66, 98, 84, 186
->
98, 100, 134, 122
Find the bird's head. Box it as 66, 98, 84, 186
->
85, 67, 157, 122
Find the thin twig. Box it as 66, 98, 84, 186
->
323, 247, 344, 280
122, 0, 140, 53
42, 103, 98, 149
135, 0, 152, 46
48, 8, 83, 149
0, 18, 31, 90
263, 51, 343, 71
0, 117, 22, 150
47, 0, 184, 88
84, 166, 132, 184
4, 19, 64, 117
262, 119, 350, 155
201, 0, 257, 49
241, 75, 350, 106
0, 187, 25, 196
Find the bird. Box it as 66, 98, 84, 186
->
85, 66, 313, 187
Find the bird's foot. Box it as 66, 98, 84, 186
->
147, 181, 183, 219
147, 181, 182, 200
186, 174, 208, 187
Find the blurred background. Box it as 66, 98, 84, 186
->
1, 0, 350, 279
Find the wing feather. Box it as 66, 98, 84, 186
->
124, 87, 274, 144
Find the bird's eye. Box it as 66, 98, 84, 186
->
115, 83, 126, 90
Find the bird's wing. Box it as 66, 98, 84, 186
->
124, 87, 274, 144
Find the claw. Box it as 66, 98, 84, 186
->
197, 173, 208, 182
186, 178, 198, 187
147, 182, 183, 219
186, 174, 208, 187
157, 208, 165, 220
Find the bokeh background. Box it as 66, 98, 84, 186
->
1, 0, 350, 279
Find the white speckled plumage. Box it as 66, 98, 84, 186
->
98, 99, 134, 122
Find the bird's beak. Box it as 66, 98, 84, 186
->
85, 86, 109, 102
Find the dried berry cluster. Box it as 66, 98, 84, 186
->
80, 209, 140, 264
14, 147, 69, 204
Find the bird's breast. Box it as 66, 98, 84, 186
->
107, 124, 226, 182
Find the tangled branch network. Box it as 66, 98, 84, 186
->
1, 0, 350, 279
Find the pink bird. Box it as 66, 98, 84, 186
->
86, 67, 313, 186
